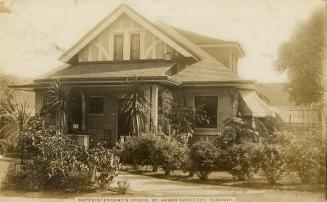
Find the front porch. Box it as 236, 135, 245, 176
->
39, 84, 162, 147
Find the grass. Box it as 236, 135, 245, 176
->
125, 166, 325, 193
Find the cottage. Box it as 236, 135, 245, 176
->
15, 4, 274, 146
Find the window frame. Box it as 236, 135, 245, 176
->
130, 33, 141, 60
193, 95, 219, 129
113, 34, 124, 61
88, 96, 104, 115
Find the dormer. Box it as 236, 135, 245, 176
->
199, 45, 243, 74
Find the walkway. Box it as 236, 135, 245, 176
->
115, 172, 324, 202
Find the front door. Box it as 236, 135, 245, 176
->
117, 99, 129, 141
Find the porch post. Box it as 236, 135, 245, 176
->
145, 85, 159, 131
80, 91, 86, 131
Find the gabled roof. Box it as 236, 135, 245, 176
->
59, 4, 196, 63
13, 3, 254, 90
173, 27, 245, 57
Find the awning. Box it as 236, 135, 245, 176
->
239, 90, 275, 118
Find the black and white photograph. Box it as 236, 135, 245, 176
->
0, 0, 326, 201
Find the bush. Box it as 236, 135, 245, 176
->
225, 141, 259, 180
116, 179, 130, 194
116, 132, 189, 176
189, 139, 218, 180
116, 133, 161, 168
283, 129, 325, 184
2, 116, 121, 191
154, 135, 189, 176
256, 141, 286, 184
214, 117, 259, 180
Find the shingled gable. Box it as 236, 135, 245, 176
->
59, 4, 196, 63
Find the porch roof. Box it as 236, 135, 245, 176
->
39, 61, 175, 80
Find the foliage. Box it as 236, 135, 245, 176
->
214, 117, 259, 180
189, 139, 218, 180
2, 116, 121, 191
116, 132, 189, 176
256, 141, 286, 184
283, 129, 325, 184
41, 79, 72, 133
274, 9, 325, 104
157, 90, 209, 142
215, 117, 258, 148
120, 77, 149, 136
158, 90, 174, 135
116, 133, 158, 167
168, 103, 209, 142
0, 74, 16, 105
0, 99, 31, 162
154, 135, 189, 176
116, 179, 130, 195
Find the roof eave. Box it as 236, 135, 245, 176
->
12, 76, 181, 90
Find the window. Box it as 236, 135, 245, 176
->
195, 96, 218, 128
89, 97, 104, 114
130, 33, 140, 60
114, 34, 123, 60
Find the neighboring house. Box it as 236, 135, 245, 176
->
256, 83, 321, 127
14, 4, 274, 145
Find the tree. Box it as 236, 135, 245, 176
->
0, 100, 31, 163
41, 80, 72, 134
120, 77, 149, 136
275, 9, 325, 105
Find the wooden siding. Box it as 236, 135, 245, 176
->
78, 14, 175, 62
202, 47, 231, 69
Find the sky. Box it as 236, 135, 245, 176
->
0, 0, 325, 82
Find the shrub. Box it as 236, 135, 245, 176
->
154, 135, 189, 176
189, 139, 218, 180
116, 179, 130, 194
116, 133, 160, 167
2, 116, 121, 191
256, 142, 286, 184
283, 129, 325, 184
116, 132, 189, 176
224, 141, 259, 180
214, 117, 259, 180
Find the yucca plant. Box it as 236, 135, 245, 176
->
121, 77, 149, 136
0, 99, 31, 163
41, 80, 72, 134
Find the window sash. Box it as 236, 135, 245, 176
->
89, 97, 104, 114
130, 33, 140, 60
114, 34, 123, 60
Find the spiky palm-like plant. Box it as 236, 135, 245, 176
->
121, 77, 149, 136
41, 80, 72, 134
0, 100, 31, 163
